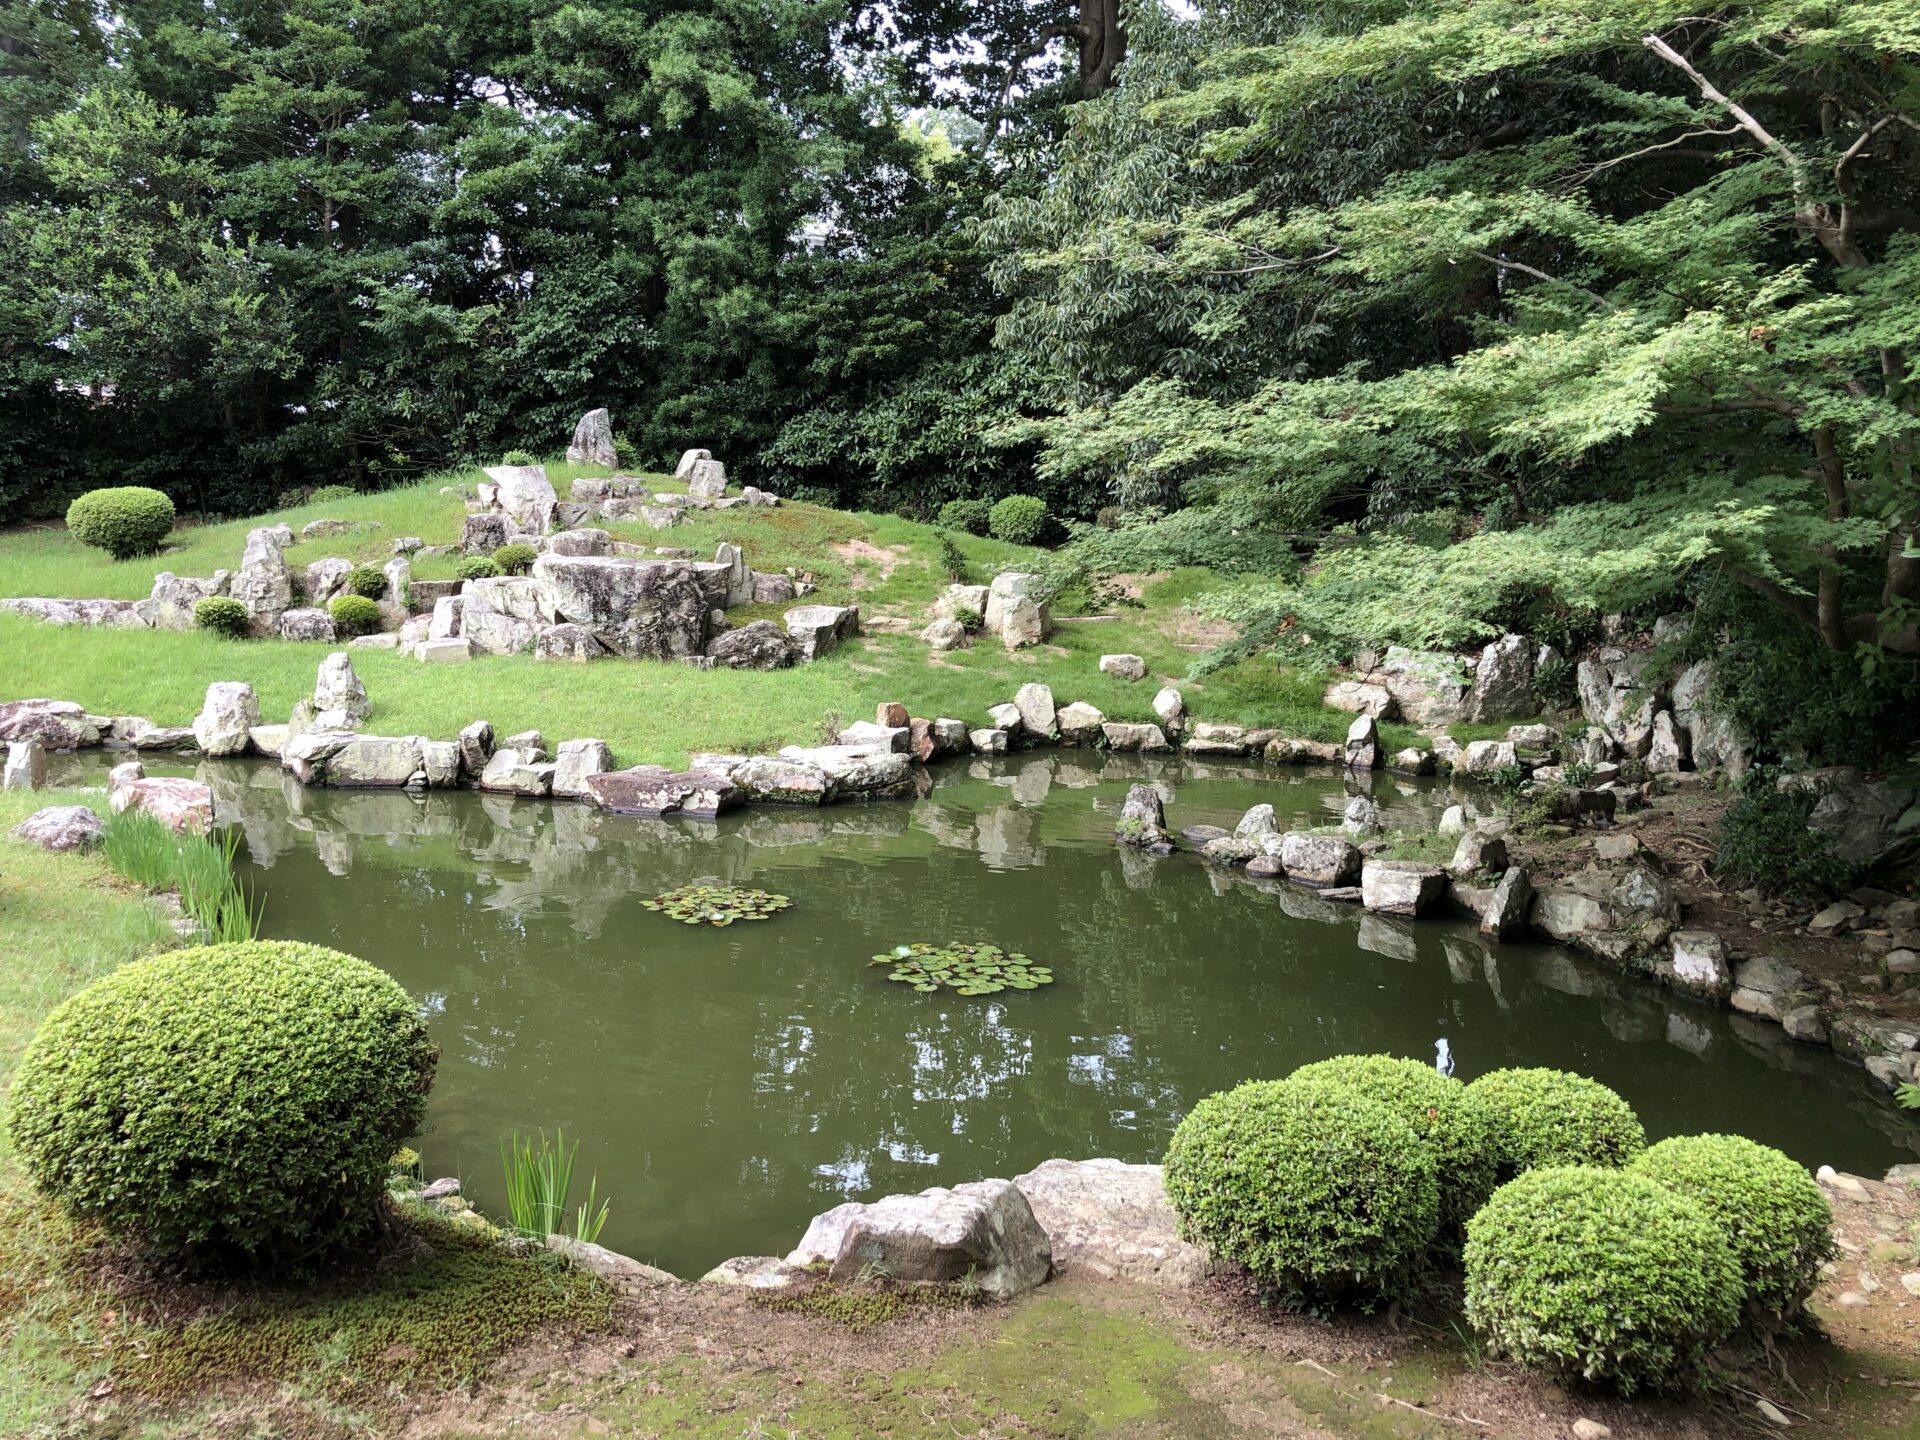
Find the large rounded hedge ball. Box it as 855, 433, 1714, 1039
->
1464, 1166, 1741, 1395
1464, 1066, 1645, 1176
1164, 1076, 1440, 1302
9, 941, 435, 1269
1632, 1133, 1834, 1329
65, 486, 176, 559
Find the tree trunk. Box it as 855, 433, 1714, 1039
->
1077, 0, 1125, 98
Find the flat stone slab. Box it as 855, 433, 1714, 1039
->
584, 765, 741, 817
1011, 1158, 1210, 1287
788, 1179, 1052, 1300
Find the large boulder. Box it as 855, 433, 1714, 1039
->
707, 619, 794, 670
1479, 866, 1535, 942
1101, 722, 1170, 752
532, 555, 709, 659
108, 769, 212, 834
460, 576, 546, 657
10, 804, 105, 852
732, 755, 832, 805
1576, 648, 1658, 756
552, 738, 614, 799
566, 407, 617, 466
983, 572, 1051, 651
1365, 647, 1471, 725
193, 681, 258, 757
1117, 783, 1173, 852
303, 557, 355, 608
789, 1179, 1052, 1301
0, 700, 100, 749
534, 623, 609, 662
1057, 701, 1105, 746
4, 739, 48, 791
714, 542, 754, 607
1670, 660, 1751, 778
1278, 832, 1361, 887
1467, 633, 1535, 721
1322, 678, 1397, 719
584, 765, 740, 817
1780, 768, 1919, 867
1099, 654, 1147, 682
314, 652, 370, 728
231, 526, 293, 633
673, 447, 711, 481
329, 736, 428, 788
784, 604, 859, 662
461, 512, 515, 556
457, 720, 494, 777
1360, 860, 1448, 916
933, 583, 991, 622
478, 464, 558, 534
1012, 1159, 1209, 1287
685, 457, 728, 499
277, 608, 336, 643
1012, 682, 1058, 739
1, 597, 148, 628
477, 747, 556, 796
138, 571, 230, 630
776, 744, 912, 799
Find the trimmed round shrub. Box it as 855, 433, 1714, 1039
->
492, 542, 537, 576
1164, 1077, 1439, 1302
456, 556, 502, 581
192, 596, 251, 639
1464, 1167, 1741, 1394
1465, 1067, 1645, 1177
345, 563, 389, 599
9, 941, 435, 1268
1631, 1134, 1834, 1329
328, 594, 381, 638
502, 449, 535, 466
308, 484, 357, 504
937, 498, 992, 535
65, 486, 175, 559
1287, 1055, 1497, 1231
988, 493, 1049, 545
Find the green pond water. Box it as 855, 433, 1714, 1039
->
71, 750, 1918, 1276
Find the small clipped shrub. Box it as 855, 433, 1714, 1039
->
9, 941, 435, 1268
1465, 1067, 1645, 1177
1286, 1055, 1497, 1231
1464, 1167, 1741, 1394
493, 542, 537, 576
1714, 777, 1850, 903
345, 562, 389, 599
502, 449, 535, 466
1164, 1077, 1439, 1302
65, 486, 175, 559
328, 594, 381, 638
308, 483, 357, 504
1095, 504, 1124, 530
988, 493, 1049, 545
1631, 1134, 1834, 1329
953, 604, 984, 634
192, 596, 251, 639
937, 498, 992, 535
456, 555, 502, 581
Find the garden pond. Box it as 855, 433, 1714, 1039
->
58, 749, 1919, 1276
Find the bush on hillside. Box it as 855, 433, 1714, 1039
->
328, 594, 381, 638
192, 596, 251, 639
9, 941, 435, 1268
938, 498, 993, 535
1464, 1068, 1645, 1178
456, 556, 502, 581
1631, 1134, 1834, 1329
1713, 776, 1849, 904
988, 493, 1049, 545
1163, 1076, 1439, 1303
492, 542, 537, 576
502, 450, 535, 466
309, 484, 357, 504
65, 486, 176, 559
1464, 1167, 1741, 1394
1286, 1055, 1497, 1231
340, 563, 386, 600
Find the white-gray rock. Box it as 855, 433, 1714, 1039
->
232, 526, 293, 633
3, 739, 49, 791
1467, 632, 1535, 721
1101, 722, 1170, 752
1056, 701, 1105, 745
278, 608, 336, 643
983, 572, 1051, 651
10, 803, 104, 851
315, 652, 370, 727
479, 464, 558, 534
788, 1179, 1052, 1300
566, 407, 617, 466
1099, 654, 1147, 682
478, 748, 556, 796
1361, 860, 1448, 917
552, 738, 614, 799
784, 604, 859, 662
1013, 683, 1058, 738
1279, 832, 1361, 887
193, 681, 258, 757
1012, 1159, 1209, 1286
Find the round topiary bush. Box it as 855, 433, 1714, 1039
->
192, 596, 251, 639
65, 486, 176, 560
1465, 1067, 1645, 1177
1287, 1055, 1497, 1231
502, 449, 535, 466
937, 498, 993, 536
456, 556, 502, 581
1631, 1134, 1834, 1329
1464, 1166, 1741, 1394
1164, 1076, 1439, 1302
345, 563, 389, 599
492, 542, 537, 576
308, 483, 357, 504
988, 493, 1049, 546
328, 594, 381, 638
9, 941, 435, 1268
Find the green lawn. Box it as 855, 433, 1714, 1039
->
1, 462, 1418, 764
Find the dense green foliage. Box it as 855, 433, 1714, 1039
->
1464, 1167, 1742, 1395
308, 485, 357, 504
492, 543, 537, 577
9, 941, 435, 1268
1286, 1055, 1497, 1231
1713, 775, 1852, 902
988, 493, 1050, 545
344, 564, 390, 600
328, 594, 381, 638
1164, 1077, 1440, 1303
1464, 1068, 1646, 1177
938, 499, 993, 536
63, 486, 175, 559
456, 556, 502, 581
192, 595, 250, 639
1631, 1135, 1834, 1330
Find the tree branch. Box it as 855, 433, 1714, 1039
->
1471, 251, 1614, 311
1641, 33, 1806, 196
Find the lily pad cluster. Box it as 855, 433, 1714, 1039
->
642, 884, 792, 927
871, 943, 1054, 996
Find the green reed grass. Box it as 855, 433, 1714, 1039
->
101, 810, 261, 942
499, 1130, 611, 1244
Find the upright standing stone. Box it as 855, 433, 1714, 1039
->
232, 526, 293, 634
674, 448, 712, 481
715, 542, 754, 607
686, 457, 728, 499
478, 464, 558, 534
1344, 713, 1379, 770
3, 739, 48, 791
314, 652, 370, 728
193, 682, 259, 757
566, 408, 617, 466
